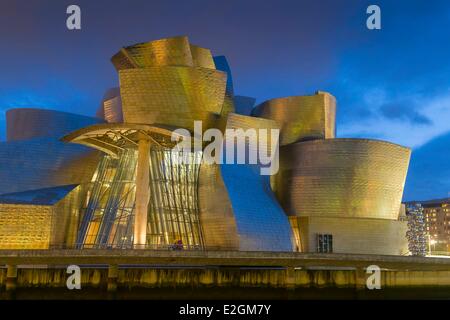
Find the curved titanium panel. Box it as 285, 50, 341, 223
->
220, 91, 235, 118
119, 66, 227, 131
6, 108, 102, 141
102, 96, 123, 123
198, 113, 293, 251
220, 113, 292, 251
190, 45, 215, 69
0, 138, 100, 195
111, 36, 194, 70
198, 162, 239, 250
274, 139, 411, 220
199, 161, 294, 252
223, 113, 279, 165
96, 88, 123, 123
220, 163, 294, 251
225, 112, 278, 131
252, 91, 336, 145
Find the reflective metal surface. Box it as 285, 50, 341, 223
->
220, 163, 294, 251
190, 45, 216, 69
197, 113, 293, 251
111, 36, 194, 70
0, 36, 415, 255
0, 138, 100, 195
111, 37, 228, 131
119, 66, 226, 131
224, 113, 292, 251
274, 138, 411, 220
198, 161, 239, 250
252, 91, 336, 145
96, 88, 123, 123
6, 108, 102, 141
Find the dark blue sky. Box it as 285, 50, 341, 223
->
1, 0, 449, 200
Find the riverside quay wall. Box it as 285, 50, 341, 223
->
0, 250, 449, 299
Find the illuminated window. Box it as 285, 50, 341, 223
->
316, 234, 333, 253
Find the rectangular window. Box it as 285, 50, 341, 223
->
316, 234, 333, 253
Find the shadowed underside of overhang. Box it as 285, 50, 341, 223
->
61, 123, 194, 157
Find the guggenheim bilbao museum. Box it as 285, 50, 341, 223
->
0, 36, 411, 256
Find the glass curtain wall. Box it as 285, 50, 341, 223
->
148, 147, 203, 250
76, 145, 204, 250
76, 148, 137, 249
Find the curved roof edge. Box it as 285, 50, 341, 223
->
61, 123, 197, 157
6, 108, 104, 142
284, 137, 411, 152
255, 90, 335, 104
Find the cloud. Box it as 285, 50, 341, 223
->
338, 88, 450, 148
379, 101, 432, 125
